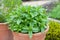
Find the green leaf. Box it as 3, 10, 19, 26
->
41, 27, 45, 32
29, 31, 32, 39
17, 19, 21, 25
21, 27, 28, 33
21, 30, 28, 33
33, 27, 39, 32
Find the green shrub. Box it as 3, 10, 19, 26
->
2, 0, 22, 13
45, 21, 60, 40
49, 3, 60, 20
0, 0, 22, 23
3, 0, 22, 7
5, 6, 48, 38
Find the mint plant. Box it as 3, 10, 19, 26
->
6, 6, 48, 38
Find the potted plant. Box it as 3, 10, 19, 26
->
0, 10, 14, 40
0, 0, 22, 40
6, 6, 49, 40
0, 12, 13, 40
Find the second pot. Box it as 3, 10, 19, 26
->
0, 23, 13, 40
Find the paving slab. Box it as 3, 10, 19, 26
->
48, 18, 60, 23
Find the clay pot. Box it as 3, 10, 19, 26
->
0, 23, 13, 40
13, 26, 49, 40
0, 23, 49, 40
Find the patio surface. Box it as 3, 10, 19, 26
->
23, 1, 51, 6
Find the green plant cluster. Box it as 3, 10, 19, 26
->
3, 0, 22, 7
49, 3, 60, 20
45, 21, 60, 40
6, 6, 48, 38
0, 0, 22, 23
0, 12, 5, 23
2, 0, 22, 13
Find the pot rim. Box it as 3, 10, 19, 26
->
0, 23, 8, 25
0, 23, 9, 30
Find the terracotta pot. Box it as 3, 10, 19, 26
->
0, 23, 13, 40
13, 26, 49, 40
